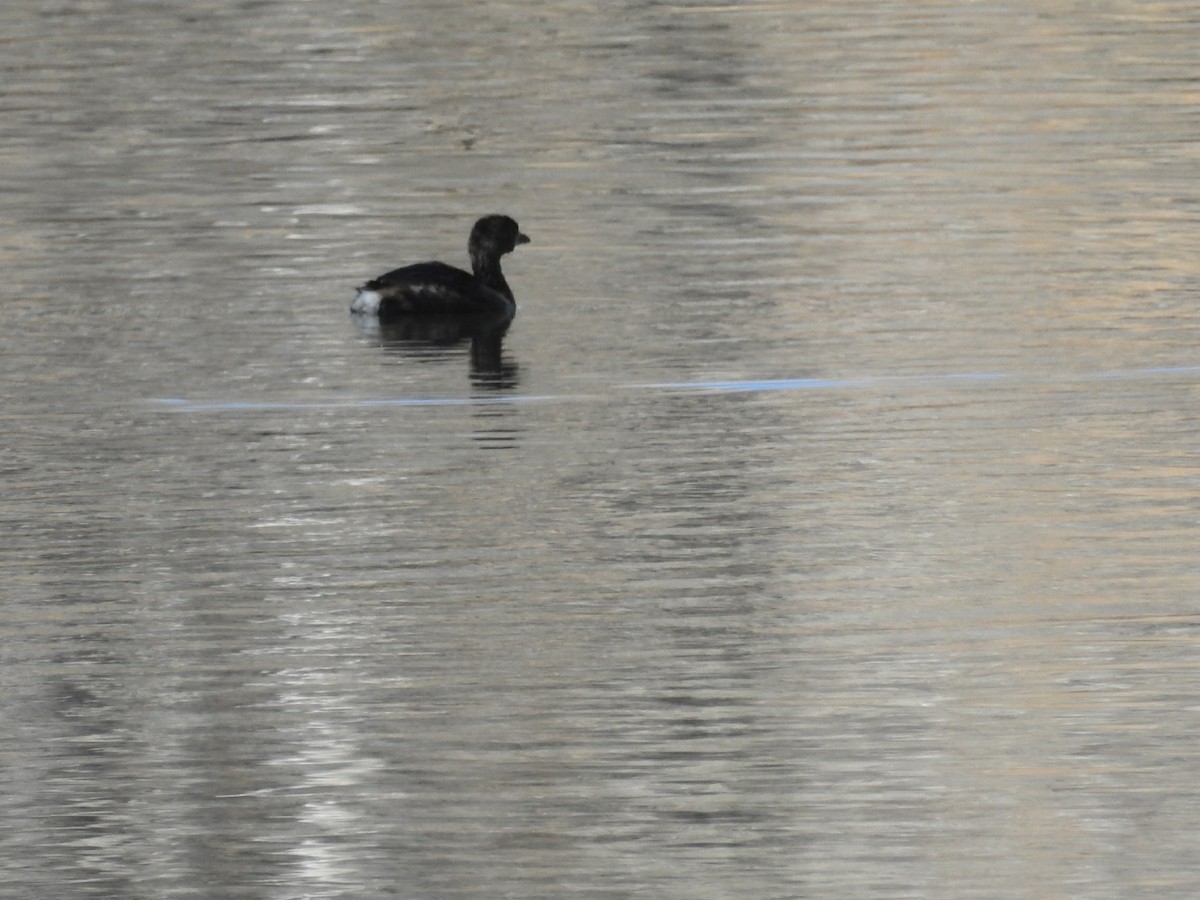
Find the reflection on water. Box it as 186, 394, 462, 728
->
353, 311, 521, 389
4, 0, 1200, 897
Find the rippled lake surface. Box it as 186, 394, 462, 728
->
5, 1, 1200, 897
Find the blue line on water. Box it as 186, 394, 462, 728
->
647, 371, 1012, 393
649, 377, 868, 392
150, 363, 1200, 412
1091, 365, 1200, 379
151, 396, 558, 412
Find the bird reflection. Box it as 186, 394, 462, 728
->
354, 310, 520, 390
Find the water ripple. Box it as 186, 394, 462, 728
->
151, 364, 1200, 412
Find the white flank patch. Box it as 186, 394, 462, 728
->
350, 289, 382, 315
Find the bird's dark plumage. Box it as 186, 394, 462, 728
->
351, 215, 529, 319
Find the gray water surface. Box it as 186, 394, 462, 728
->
4, 1, 1200, 897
